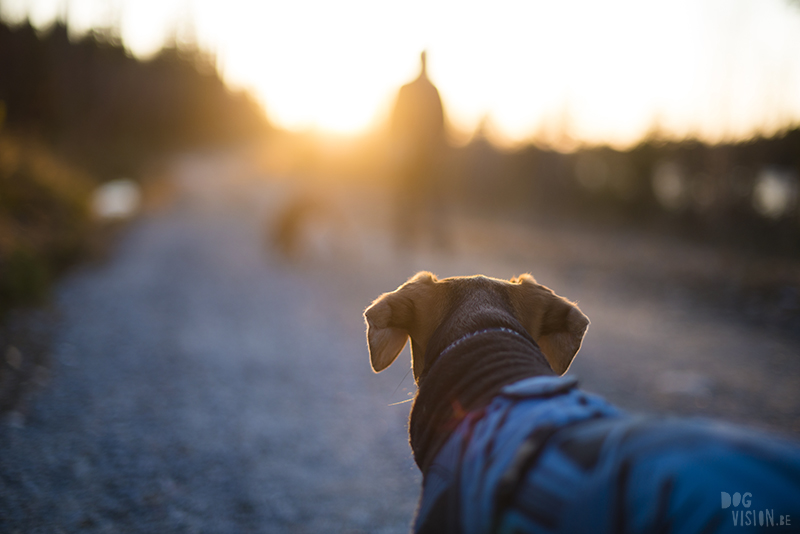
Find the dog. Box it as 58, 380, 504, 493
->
364, 272, 800, 534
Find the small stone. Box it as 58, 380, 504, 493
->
656, 370, 712, 397
5, 410, 25, 428
33, 365, 50, 386
5, 346, 22, 370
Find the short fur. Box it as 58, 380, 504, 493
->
365, 272, 587, 381
364, 272, 588, 468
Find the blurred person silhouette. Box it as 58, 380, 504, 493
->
389, 51, 448, 250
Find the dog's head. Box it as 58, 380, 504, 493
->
364, 272, 589, 382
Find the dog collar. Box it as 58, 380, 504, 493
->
439, 327, 531, 357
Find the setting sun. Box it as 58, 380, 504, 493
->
4, 0, 800, 146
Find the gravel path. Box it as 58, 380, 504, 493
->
1, 151, 798, 533
0, 170, 421, 533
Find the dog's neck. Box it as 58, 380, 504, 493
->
409, 315, 555, 472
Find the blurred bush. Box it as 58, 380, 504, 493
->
445, 128, 800, 256
0, 134, 92, 315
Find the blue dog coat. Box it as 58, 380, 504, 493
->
413, 376, 800, 534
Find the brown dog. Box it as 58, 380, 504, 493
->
364, 272, 800, 534
365, 271, 588, 383
364, 271, 588, 470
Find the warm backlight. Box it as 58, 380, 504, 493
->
4, 0, 800, 145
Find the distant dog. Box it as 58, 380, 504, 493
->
365, 272, 800, 533
269, 193, 349, 262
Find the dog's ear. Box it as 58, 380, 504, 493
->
509, 274, 590, 375
364, 272, 441, 374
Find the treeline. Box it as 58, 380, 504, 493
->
0, 17, 270, 313
452, 128, 800, 255
0, 18, 270, 177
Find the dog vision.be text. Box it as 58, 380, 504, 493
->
722, 492, 792, 527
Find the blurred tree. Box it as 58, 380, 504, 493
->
0, 16, 271, 178
0, 14, 272, 314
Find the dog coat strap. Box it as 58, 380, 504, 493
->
415, 378, 621, 533
492, 423, 561, 528
500, 375, 579, 399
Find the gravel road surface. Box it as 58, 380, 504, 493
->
1, 151, 798, 533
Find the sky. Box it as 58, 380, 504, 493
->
3, 0, 800, 147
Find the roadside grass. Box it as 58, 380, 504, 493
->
0, 134, 93, 314
0, 133, 95, 418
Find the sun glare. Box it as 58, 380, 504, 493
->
3, 0, 800, 145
